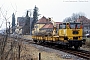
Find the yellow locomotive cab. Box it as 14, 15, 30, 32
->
58, 22, 86, 49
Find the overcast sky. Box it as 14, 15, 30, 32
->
0, 0, 90, 30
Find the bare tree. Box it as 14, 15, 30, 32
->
63, 17, 72, 22
0, 4, 39, 60
63, 12, 85, 22
0, 4, 17, 60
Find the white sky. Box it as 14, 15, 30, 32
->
0, 0, 90, 30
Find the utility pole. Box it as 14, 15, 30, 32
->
28, 9, 32, 35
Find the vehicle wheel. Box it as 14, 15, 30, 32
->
74, 46, 80, 50
33, 40, 37, 43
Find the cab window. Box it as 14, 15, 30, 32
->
59, 24, 66, 29
70, 23, 81, 29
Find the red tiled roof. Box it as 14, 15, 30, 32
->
77, 16, 90, 23
56, 22, 62, 25
40, 22, 62, 30
36, 16, 51, 24
40, 23, 53, 29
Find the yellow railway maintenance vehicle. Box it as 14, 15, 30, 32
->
32, 22, 86, 49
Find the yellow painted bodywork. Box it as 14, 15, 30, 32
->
32, 29, 83, 43
32, 22, 83, 44
32, 35, 59, 41
58, 29, 82, 40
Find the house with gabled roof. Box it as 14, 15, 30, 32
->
32, 16, 62, 35
76, 16, 90, 35
39, 23, 53, 32
32, 16, 52, 34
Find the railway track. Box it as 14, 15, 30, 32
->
41, 43, 90, 60
22, 39, 90, 60
58, 48, 90, 60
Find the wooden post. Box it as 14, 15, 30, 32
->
31, 58, 33, 60
18, 43, 21, 60
39, 53, 41, 60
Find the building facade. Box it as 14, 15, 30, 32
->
32, 16, 53, 35
32, 16, 62, 35
17, 17, 33, 35
77, 16, 90, 35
